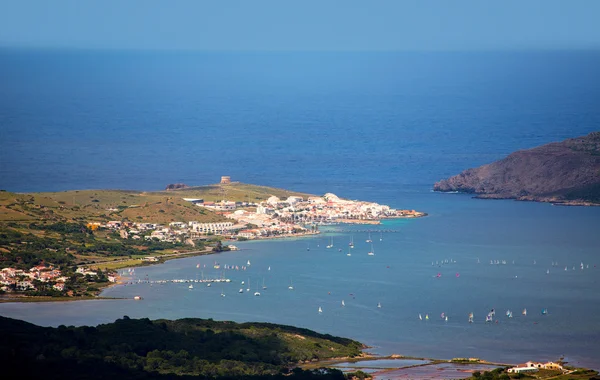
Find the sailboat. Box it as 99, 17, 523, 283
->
262, 278, 267, 290
188, 284, 194, 289
377, 302, 382, 309
307, 243, 310, 251
246, 277, 250, 292
486, 314, 493, 323
366, 233, 372, 243
341, 300, 345, 307
220, 288, 225, 297
368, 244, 375, 256
522, 308, 527, 316
425, 314, 429, 320
445, 315, 448, 322
349, 236, 354, 248
196, 263, 200, 268
419, 314, 423, 321
326, 237, 333, 249
541, 308, 548, 315
379, 231, 383, 241
288, 278, 294, 290
239, 288, 243, 293
506, 310, 513, 318
547, 269, 550, 274
468, 313, 474, 323
254, 280, 261, 296
268, 266, 271, 271
318, 306, 323, 314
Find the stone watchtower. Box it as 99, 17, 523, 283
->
220, 176, 231, 184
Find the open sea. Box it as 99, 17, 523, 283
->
1, 49, 599, 369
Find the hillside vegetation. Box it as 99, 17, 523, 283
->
0, 315, 362, 379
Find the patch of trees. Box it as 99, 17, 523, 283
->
0, 316, 358, 379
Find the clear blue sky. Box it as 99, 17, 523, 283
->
1, 0, 599, 51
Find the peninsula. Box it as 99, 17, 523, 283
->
0, 180, 425, 300
434, 132, 600, 205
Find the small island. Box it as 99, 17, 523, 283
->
434, 132, 600, 205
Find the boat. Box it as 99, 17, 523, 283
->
247, 260, 251, 266
506, 310, 513, 318
188, 284, 193, 289
547, 269, 550, 274
445, 315, 448, 322
366, 233, 372, 243
326, 237, 333, 249
318, 306, 323, 314
541, 308, 548, 315
246, 277, 250, 292
379, 231, 383, 241
349, 236, 354, 248
468, 312, 474, 323
241, 281, 245, 285
220, 290, 225, 297
342, 300, 345, 307
207, 283, 211, 287
441, 312, 445, 319
238, 288, 243, 293
288, 278, 294, 290
307, 244, 310, 251
425, 314, 429, 320
377, 302, 382, 309
419, 313, 422, 320
196, 264, 200, 268
522, 308, 527, 316
486, 314, 492, 323
133, 296, 143, 300
254, 281, 261, 296
368, 244, 375, 256
262, 278, 267, 290
268, 266, 271, 271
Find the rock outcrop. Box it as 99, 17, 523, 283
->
165, 183, 190, 191
434, 132, 600, 205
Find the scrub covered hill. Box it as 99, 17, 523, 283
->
0, 316, 363, 380
0, 182, 314, 224
434, 132, 600, 205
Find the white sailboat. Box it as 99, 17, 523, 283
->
247, 260, 251, 266
246, 277, 250, 292
366, 233, 372, 243
349, 236, 354, 248
262, 277, 267, 290
239, 288, 243, 293
368, 244, 375, 256
341, 300, 345, 307
254, 280, 261, 296
188, 284, 193, 289
268, 266, 271, 271
468, 312, 474, 323
326, 237, 333, 249
419, 313, 422, 321
377, 302, 382, 309
288, 278, 294, 290
379, 231, 383, 241
318, 306, 323, 314
522, 308, 527, 316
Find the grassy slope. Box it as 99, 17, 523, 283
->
0, 183, 314, 224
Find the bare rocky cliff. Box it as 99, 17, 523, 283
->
433, 132, 600, 205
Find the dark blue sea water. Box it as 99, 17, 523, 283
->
1, 50, 600, 369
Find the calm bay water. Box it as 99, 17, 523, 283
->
0, 50, 599, 368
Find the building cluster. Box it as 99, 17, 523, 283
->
1, 265, 68, 292
181, 192, 424, 239
95, 221, 186, 243
507, 361, 565, 374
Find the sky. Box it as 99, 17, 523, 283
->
0, 0, 599, 51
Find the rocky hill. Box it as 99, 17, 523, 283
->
433, 132, 600, 205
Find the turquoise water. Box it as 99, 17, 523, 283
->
1, 192, 599, 368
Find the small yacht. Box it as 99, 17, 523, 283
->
377, 302, 382, 309
366, 233, 372, 243
341, 300, 345, 307
207, 283, 211, 287
239, 288, 243, 293
368, 244, 375, 256
318, 306, 323, 314
188, 284, 193, 289
254, 291, 261, 296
